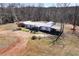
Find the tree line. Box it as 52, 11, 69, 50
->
0, 3, 79, 26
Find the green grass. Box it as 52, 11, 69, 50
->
21, 28, 30, 32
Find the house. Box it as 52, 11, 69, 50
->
17, 21, 61, 35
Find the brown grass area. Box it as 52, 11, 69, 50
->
0, 23, 79, 56
0, 31, 17, 48
22, 34, 79, 56
20, 23, 79, 56
0, 31, 30, 56
0, 23, 17, 31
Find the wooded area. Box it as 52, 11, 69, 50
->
0, 3, 79, 26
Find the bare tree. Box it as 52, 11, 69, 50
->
35, 3, 44, 21
52, 3, 70, 44
71, 3, 78, 33
8, 3, 19, 22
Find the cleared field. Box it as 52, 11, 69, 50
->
0, 31, 17, 48
0, 23, 17, 31
0, 23, 79, 56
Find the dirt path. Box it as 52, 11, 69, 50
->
0, 30, 30, 55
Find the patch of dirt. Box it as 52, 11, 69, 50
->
0, 30, 31, 55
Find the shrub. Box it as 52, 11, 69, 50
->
31, 36, 37, 40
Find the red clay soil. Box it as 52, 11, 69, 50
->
0, 31, 30, 56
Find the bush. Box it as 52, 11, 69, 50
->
31, 36, 37, 40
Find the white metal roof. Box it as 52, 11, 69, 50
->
20, 21, 60, 30
51, 24, 60, 30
